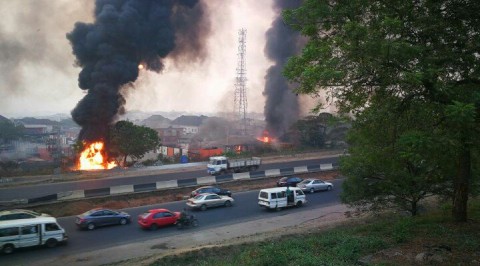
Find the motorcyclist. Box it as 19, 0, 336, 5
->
179, 208, 188, 224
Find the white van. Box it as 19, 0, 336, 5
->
0, 217, 68, 254
258, 187, 307, 210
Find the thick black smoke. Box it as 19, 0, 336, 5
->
67, 0, 209, 142
263, 0, 303, 141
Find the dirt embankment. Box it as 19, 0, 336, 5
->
30, 171, 340, 217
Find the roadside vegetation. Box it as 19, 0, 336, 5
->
150, 199, 480, 266
284, 0, 480, 223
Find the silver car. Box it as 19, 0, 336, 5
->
186, 193, 234, 211
297, 179, 333, 194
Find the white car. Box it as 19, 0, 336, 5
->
297, 179, 333, 194
186, 193, 234, 211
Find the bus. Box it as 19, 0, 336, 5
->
0, 216, 68, 254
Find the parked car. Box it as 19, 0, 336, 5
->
276, 176, 303, 187
190, 186, 232, 198
137, 208, 180, 230
0, 209, 50, 221
297, 179, 334, 193
186, 193, 235, 211
75, 208, 131, 230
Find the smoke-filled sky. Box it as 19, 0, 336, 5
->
0, 0, 322, 120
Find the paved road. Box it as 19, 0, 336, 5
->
0, 157, 339, 201
1, 178, 344, 265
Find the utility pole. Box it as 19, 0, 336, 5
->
234, 28, 247, 135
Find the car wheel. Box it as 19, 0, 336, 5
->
296, 201, 303, 207
309, 188, 315, 194
119, 218, 127, 225
200, 204, 207, 211
87, 223, 96, 230
2, 244, 14, 255
46, 239, 58, 248
327, 186, 332, 191
224, 200, 232, 207
150, 224, 158, 231
192, 219, 199, 227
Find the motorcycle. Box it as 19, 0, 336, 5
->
176, 211, 199, 229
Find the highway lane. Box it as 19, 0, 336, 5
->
1, 179, 344, 264
0, 157, 339, 201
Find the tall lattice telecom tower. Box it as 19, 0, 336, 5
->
234, 28, 247, 135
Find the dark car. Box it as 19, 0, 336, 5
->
0, 209, 50, 221
190, 186, 232, 198
276, 176, 303, 187
76, 208, 131, 230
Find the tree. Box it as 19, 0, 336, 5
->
109, 121, 161, 166
341, 97, 451, 215
0, 120, 24, 144
284, 0, 480, 221
294, 115, 328, 148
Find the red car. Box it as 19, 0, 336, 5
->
137, 208, 180, 230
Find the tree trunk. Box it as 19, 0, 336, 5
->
452, 144, 470, 222
411, 200, 417, 216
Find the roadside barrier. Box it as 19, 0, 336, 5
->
4, 163, 336, 206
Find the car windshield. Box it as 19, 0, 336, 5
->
298, 180, 309, 185
193, 195, 205, 200
139, 212, 151, 219
82, 209, 99, 216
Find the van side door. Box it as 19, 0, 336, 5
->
18, 224, 40, 248
276, 191, 287, 208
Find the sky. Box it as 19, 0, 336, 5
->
0, 0, 285, 119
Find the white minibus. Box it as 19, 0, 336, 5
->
258, 187, 307, 211
0, 216, 68, 254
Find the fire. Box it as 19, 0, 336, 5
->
78, 142, 117, 170
256, 130, 274, 144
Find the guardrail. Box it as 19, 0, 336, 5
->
1, 163, 337, 207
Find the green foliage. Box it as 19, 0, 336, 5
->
284, 0, 480, 221
0, 120, 24, 143
109, 121, 161, 165
391, 218, 414, 243
145, 198, 480, 266
71, 140, 85, 155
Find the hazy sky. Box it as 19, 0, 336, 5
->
0, 0, 281, 118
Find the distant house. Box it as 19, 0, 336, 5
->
171, 115, 207, 135
0, 115, 10, 123
155, 126, 184, 147
22, 125, 53, 135
140, 115, 171, 128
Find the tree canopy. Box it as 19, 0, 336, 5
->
109, 121, 161, 166
0, 120, 24, 143
284, 0, 480, 220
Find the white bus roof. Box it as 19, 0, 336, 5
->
0, 217, 58, 227
259, 187, 301, 193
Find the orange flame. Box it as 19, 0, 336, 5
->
256, 130, 275, 143
78, 142, 117, 170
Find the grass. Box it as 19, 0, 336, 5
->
150, 198, 480, 266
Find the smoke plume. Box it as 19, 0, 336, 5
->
67, 0, 210, 142
263, 0, 303, 140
